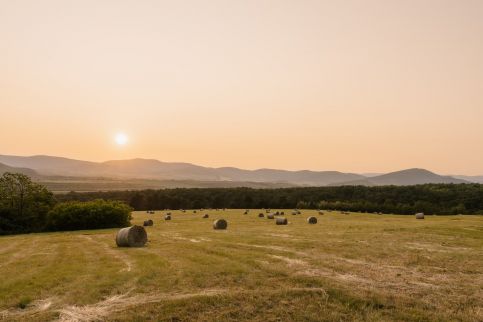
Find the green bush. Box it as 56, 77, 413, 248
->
46, 200, 132, 231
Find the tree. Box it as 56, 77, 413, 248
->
0, 172, 55, 234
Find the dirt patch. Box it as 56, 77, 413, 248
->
270, 255, 308, 267
0, 297, 56, 320
235, 243, 308, 256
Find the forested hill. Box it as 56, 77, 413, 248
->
57, 184, 483, 215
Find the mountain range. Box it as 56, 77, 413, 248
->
0, 154, 480, 192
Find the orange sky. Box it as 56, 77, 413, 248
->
1, 0, 482, 174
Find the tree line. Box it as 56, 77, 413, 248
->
58, 184, 483, 215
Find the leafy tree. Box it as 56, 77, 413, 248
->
0, 172, 55, 234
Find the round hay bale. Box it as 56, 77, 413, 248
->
267, 213, 275, 219
281, 211, 285, 215
258, 213, 264, 218
166, 212, 172, 216
116, 225, 147, 247
203, 214, 209, 218
275, 217, 288, 225
164, 215, 171, 221
318, 211, 324, 215
143, 219, 153, 226
307, 216, 317, 224
243, 211, 248, 215
275, 211, 280, 215
415, 213, 425, 219
213, 219, 228, 230
291, 211, 297, 216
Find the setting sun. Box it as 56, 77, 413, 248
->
115, 133, 128, 146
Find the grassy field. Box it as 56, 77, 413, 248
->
0, 210, 482, 321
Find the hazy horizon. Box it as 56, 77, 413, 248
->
1, 0, 482, 175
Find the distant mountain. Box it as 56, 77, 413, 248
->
0, 162, 38, 177
452, 175, 483, 184
0, 155, 476, 188
332, 168, 468, 186
0, 155, 365, 186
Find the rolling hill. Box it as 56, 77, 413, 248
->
0, 155, 365, 186
0, 162, 39, 177
331, 168, 469, 186
0, 155, 478, 189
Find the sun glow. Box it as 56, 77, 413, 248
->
115, 133, 128, 146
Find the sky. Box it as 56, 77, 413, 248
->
0, 0, 482, 175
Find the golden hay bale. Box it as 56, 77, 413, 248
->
164, 215, 171, 220
275, 217, 288, 225
203, 214, 209, 218
307, 216, 317, 224
116, 225, 147, 247
267, 213, 275, 219
415, 213, 425, 219
143, 219, 153, 226
291, 211, 297, 215
213, 219, 228, 230
318, 211, 324, 215
258, 213, 264, 218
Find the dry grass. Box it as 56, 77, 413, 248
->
0, 210, 482, 321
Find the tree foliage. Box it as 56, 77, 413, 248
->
0, 172, 55, 234
46, 200, 132, 231
57, 184, 483, 215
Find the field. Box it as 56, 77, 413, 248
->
0, 210, 482, 321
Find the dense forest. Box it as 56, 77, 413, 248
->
57, 184, 483, 215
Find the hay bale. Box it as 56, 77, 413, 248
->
164, 215, 171, 221
203, 214, 209, 218
307, 216, 317, 224
193, 210, 197, 213
258, 213, 264, 218
415, 213, 425, 219
116, 225, 147, 247
291, 211, 297, 216
166, 212, 172, 216
143, 219, 153, 226
213, 219, 228, 230
318, 211, 324, 215
275, 217, 288, 225
244, 211, 248, 215
280, 211, 284, 215
267, 213, 275, 219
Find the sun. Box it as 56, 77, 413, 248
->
115, 133, 128, 146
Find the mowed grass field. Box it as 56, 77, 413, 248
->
0, 210, 482, 322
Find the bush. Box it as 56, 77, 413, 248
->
46, 200, 132, 231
